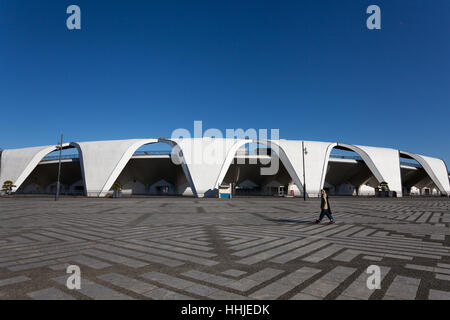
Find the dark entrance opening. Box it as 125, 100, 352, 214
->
17, 147, 83, 195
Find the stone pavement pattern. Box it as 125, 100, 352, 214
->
0, 197, 450, 300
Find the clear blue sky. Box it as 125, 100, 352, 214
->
1, 0, 449, 164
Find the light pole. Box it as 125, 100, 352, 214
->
302, 141, 307, 201
55, 134, 63, 201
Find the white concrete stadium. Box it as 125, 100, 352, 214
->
1, 138, 449, 198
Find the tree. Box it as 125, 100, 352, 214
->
2, 180, 16, 195
379, 181, 390, 191
112, 182, 122, 191
375, 181, 390, 197
112, 182, 122, 198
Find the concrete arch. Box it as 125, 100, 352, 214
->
0, 143, 71, 192
333, 144, 384, 182
157, 138, 199, 197
160, 138, 248, 197
258, 139, 305, 195
2, 138, 447, 199
214, 139, 305, 196
70, 139, 158, 197
309, 141, 338, 197
400, 151, 450, 196
320, 143, 403, 197
214, 139, 255, 190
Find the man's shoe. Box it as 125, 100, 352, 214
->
314, 220, 321, 224
328, 221, 335, 225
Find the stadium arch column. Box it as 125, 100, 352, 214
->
263, 139, 305, 196
339, 144, 403, 197
303, 141, 338, 198
162, 138, 249, 198
71, 139, 158, 197
400, 151, 450, 196
0, 144, 70, 193
317, 143, 403, 197
213, 139, 305, 197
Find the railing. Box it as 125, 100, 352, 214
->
133, 151, 172, 156
329, 154, 362, 161
329, 154, 422, 168
41, 154, 79, 161
41, 151, 172, 162
40, 152, 423, 169
399, 161, 422, 168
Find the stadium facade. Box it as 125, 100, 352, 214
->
1, 138, 449, 198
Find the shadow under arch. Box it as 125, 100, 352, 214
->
214, 139, 305, 196
320, 143, 385, 195
399, 151, 449, 196
158, 138, 199, 197
70, 140, 157, 196
2, 143, 76, 193
71, 139, 197, 197
18, 144, 83, 195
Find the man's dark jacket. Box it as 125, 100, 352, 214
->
320, 196, 332, 213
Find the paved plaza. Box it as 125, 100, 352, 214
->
0, 196, 450, 300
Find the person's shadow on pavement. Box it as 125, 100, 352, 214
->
267, 219, 315, 224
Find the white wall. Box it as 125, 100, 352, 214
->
358, 184, 375, 196
0, 145, 66, 192
71, 139, 158, 197
2, 138, 449, 198
401, 152, 450, 196
351, 145, 403, 197
304, 141, 337, 197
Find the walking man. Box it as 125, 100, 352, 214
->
315, 189, 335, 225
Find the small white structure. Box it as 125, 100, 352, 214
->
288, 182, 300, 196
410, 186, 421, 196
176, 182, 194, 196
358, 184, 375, 196
218, 183, 232, 199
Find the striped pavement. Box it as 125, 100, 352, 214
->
0, 196, 449, 300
